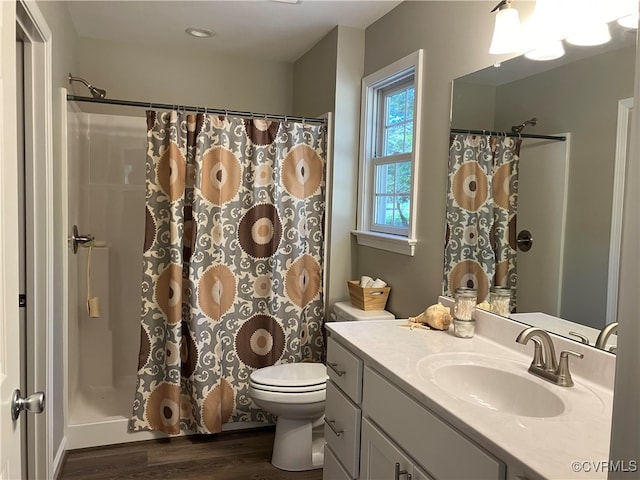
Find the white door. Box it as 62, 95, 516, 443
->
516, 134, 570, 316
0, 1, 24, 478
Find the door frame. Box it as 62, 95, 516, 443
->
15, 0, 54, 478
606, 97, 633, 326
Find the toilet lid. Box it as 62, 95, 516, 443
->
250, 362, 327, 388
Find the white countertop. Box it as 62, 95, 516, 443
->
326, 311, 615, 479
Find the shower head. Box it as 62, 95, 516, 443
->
68, 73, 107, 99
511, 117, 537, 134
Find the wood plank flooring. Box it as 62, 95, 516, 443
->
58, 427, 324, 480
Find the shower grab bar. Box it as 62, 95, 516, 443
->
69, 225, 94, 254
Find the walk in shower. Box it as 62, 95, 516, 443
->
65, 104, 155, 448
63, 96, 325, 449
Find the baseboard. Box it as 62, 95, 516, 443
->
52, 435, 67, 480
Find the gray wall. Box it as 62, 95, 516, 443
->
450, 81, 497, 130
74, 38, 293, 116
493, 46, 635, 328
293, 26, 364, 315
609, 28, 640, 477
36, 0, 79, 464
359, 1, 526, 317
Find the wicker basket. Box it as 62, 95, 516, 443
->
347, 280, 390, 311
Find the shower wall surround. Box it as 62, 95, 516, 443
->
66, 110, 154, 448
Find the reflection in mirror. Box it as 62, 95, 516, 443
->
447, 19, 637, 352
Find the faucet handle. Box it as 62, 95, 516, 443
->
529, 338, 545, 369
557, 350, 584, 387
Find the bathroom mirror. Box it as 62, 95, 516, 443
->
448, 18, 637, 352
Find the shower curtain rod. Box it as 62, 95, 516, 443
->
66, 94, 327, 125
450, 128, 566, 141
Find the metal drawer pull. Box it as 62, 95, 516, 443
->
324, 418, 344, 437
327, 362, 345, 376
395, 463, 411, 480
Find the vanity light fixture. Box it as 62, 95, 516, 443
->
489, 0, 523, 55
565, 22, 611, 46
524, 39, 565, 61
618, 11, 639, 29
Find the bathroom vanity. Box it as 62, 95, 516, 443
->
323, 304, 615, 480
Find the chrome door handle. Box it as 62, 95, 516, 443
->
11, 389, 45, 421
327, 362, 345, 376
395, 462, 411, 480
324, 418, 344, 437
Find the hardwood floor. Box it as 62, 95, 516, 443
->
58, 427, 324, 480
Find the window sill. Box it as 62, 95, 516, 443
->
352, 230, 416, 256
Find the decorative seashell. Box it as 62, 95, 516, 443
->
409, 303, 453, 331
408, 311, 428, 324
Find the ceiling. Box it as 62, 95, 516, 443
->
64, 0, 402, 63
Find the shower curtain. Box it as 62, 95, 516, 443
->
443, 133, 520, 303
130, 111, 326, 434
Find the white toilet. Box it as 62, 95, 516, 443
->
249, 362, 328, 471
249, 303, 394, 471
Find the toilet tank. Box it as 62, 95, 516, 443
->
332, 301, 395, 322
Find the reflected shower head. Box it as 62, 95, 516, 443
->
511, 117, 537, 134
68, 73, 107, 99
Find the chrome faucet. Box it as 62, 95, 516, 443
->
595, 322, 618, 351
516, 327, 584, 387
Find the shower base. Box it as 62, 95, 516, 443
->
67, 376, 268, 449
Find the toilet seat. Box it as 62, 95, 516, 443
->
250, 363, 328, 389
249, 379, 326, 393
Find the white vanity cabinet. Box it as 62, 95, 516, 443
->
360, 418, 432, 480
324, 332, 506, 480
323, 337, 364, 480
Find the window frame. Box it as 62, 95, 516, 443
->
353, 50, 423, 256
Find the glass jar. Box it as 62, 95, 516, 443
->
490, 286, 512, 317
454, 287, 477, 321
454, 288, 477, 338
454, 318, 476, 338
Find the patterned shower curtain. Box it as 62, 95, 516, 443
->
129, 111, 326, 434
443, 133, 520, 303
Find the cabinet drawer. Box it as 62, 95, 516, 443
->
323, 445, 352, 480
326, 337, 363, 403
324, 380, 361, 479
363, 367, 505, 480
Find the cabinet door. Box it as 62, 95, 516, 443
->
360, 418, 416, 480
323, 445, 352, 480
412, 464, 433, 480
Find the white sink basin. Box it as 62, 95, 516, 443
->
419, 354, 566, 418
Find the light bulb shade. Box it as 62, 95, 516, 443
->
566, 23, 611, 46
524, 40, 565, 61
618, 12, 639, 29
489, 8, 523, 55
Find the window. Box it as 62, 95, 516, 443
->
354, 50, 423, 256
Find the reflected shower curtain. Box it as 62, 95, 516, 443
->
443, 134, 520, 303
130, 111, 326, 434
